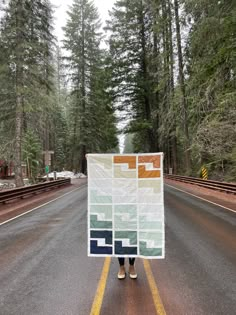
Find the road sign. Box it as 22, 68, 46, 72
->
201, 166, 208, 180
45, 165, 49, 174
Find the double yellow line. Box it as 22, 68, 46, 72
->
90, 257, 166, 315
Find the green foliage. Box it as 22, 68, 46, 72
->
184, 0, 236, 179
63, 0, 118, 171
106, 0, 236, 180
22, 129, 42, 181
106, 0, 158, 153
0, 0, 56, 185
51, 105, 68, 171
0, 0, 235, 181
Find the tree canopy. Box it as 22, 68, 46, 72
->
0, 0, 235, 183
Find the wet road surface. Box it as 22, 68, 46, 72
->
0, 182, 235, 314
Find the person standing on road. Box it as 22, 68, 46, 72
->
86, 154, 138, 280
117, 257, 137, 279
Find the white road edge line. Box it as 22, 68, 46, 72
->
165, 184, 236, 214
0, 186, 86, 227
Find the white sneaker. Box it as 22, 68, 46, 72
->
117, 266, 126, 279
129, 265, 137, 279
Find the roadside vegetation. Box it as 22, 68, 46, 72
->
0, 0, 235, 186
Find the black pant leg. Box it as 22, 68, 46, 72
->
129, 258, 135, 266
118, 257, 125, 266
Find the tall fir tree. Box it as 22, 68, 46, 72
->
63, 0, 118, 173
184, 0, 236, 179
0, 0, 56, 185
106, 0, 159, 153
0, 0, 235, 181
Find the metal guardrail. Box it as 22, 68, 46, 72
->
0, 179, 71, 204
165, 174, 236, 195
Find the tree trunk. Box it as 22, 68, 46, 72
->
174, 0, 191, 174
15, 95, 24, 187
14, 2, 24, 187
139, 0, 155, 152
167, 0, 177, 173
79, 0, 87, 174
161, 0, 172, 164
153, 21, 160, 152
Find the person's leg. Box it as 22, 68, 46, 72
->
117, 258, 126, 279
118, 258, 125, 266
128, 258, 137, 279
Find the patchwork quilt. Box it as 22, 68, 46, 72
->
87, 153, 165, 258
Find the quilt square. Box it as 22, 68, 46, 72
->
88, 153, 165, 258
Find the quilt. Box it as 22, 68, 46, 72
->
87, 153, 165, 258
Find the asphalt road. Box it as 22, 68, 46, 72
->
0, 183, 235, 315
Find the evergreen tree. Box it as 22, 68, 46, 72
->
22, 129, 42, 181
173, 0, 191, 174
52, 45, 69, 171
184, 0, 236, 179
148, 0, 178, 173
106, 0, 158, 153
0, 0, 235, 181
63, 0, 118, 172
0, 0, 55, 185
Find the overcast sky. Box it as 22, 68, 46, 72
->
51, 0, 115, 42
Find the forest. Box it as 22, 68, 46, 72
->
0, 0, 235, 186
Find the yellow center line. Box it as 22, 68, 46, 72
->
90, 257, 111, 315
143, 260, 167, 315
